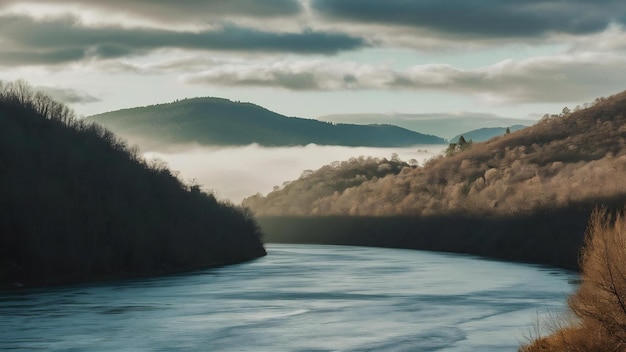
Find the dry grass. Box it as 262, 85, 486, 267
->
521, 208, 626, 352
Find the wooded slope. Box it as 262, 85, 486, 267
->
245, 92, 626, 218
0, 81, 266, 288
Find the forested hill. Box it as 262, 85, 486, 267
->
88, 97, 445, 150
0, 81, 266, 288
243, 91, 626, 269
245, 92, 626, 217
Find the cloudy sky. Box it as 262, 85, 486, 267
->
2, 0, 626, 120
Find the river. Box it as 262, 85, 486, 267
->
0, 244, 577, 351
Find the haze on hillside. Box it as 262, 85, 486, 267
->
320, 113, 537, 140
146, 144, 444, 203
450, 125, 527, 143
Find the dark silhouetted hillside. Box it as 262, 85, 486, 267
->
243, 91, 626, 269
88, 97, 445, 150
0, 80, 266, 288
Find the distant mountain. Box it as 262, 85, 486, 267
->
320, 113, 537, 140
450, 125, 528, 143
89, 98, 445, 150
0, 81, 266, 288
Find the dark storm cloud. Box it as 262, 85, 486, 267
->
311, 0, 626, 38
36, 85, 101, 104
0, 48, 87, 66
190, 71, 323, 90
0, 15, 366, 65
0, 0, 303, 19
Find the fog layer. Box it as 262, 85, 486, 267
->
145, 144, 444, 203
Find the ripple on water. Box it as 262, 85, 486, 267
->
0, 244, 577, 352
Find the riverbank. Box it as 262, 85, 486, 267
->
0, 253, 266, 292
257, 204, 599, 271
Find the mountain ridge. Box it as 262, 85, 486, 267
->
320, 112, 537, 139
450, 124, 528, 143
88, 97, 446, 150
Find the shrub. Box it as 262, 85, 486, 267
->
521, 208, 626, 351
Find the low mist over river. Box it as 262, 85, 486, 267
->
145, 144, 445, 203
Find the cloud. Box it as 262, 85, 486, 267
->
183, 53, 626, 103
0, 0, 303, 21
0, 14, 366, 66
35, 85, 100, 104
0, 48, 87, 66
2, 1, 622, 110
183, 60, 392, 90
412, 53, 626, 103
567, 23, 626, 53
311, 0, 626, 39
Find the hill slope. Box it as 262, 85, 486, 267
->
245, 93, 626, 217
243, 91, 626, 269
450, 125, 527, 143
89, 98, 445, 150
0, 81, 266, 288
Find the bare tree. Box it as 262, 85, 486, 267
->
568, 208, 626, 350
523, 208, 626, 351
7, 79, 34, 106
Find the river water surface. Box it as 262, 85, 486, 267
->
1, 244, 577, 351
